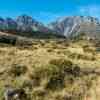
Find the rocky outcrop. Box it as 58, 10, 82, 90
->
16, 15, 49, 32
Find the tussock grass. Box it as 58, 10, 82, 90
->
0, 39, 100, 100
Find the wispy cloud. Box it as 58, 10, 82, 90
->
79, 5, 100, 18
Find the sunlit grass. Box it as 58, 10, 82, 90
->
0, 39, 100, 100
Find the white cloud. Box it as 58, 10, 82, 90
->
79, 5, 100, 18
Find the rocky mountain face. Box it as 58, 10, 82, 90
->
0, 15, 50, 33
0, 15, 65, 38
0, 15, 100, 39
16, 15, 50, 33
48, 16, 100, 39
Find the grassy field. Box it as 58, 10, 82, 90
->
0, 38, 100, 100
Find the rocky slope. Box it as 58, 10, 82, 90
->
0, 15, 52, 35
0, 15, 65, 38
48, 16, 100, 39
16, 15, 50, 33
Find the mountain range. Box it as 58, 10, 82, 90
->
0, 15, 100, 39
0, 15, 50, 33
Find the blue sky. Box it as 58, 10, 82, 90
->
0, 0, 100, 24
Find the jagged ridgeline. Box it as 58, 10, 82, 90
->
0, 15, 100, 39
48, 16, 100, 40
0, 15, 65, 39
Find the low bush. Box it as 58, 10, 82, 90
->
49, 59, 81, 77
83, 45, 95, 53
49, 59, 73, 67
9, 64, 27, 77
68, 53, 96, 61
46, 73, 65, 90
47, 48, 54, 53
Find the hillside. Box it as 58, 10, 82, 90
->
0, 37, 100, 100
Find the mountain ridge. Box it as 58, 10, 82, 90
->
0, 15, 100, 39
48, 16, 100, 39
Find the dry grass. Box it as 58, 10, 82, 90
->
0, 39, 100, 100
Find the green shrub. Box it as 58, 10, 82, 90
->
45, 59, 81, 91
46, 73, 65, 90
0, 87, 4, 100
49, 59, 81, 77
